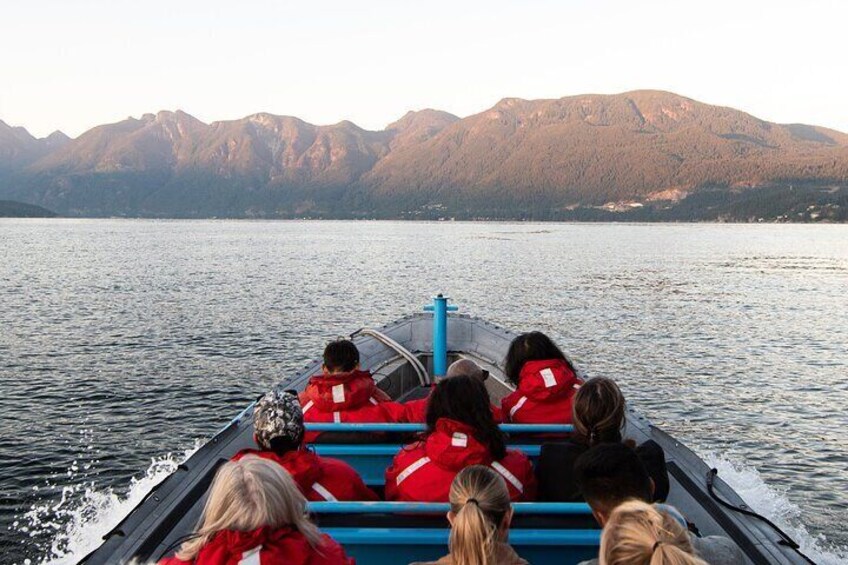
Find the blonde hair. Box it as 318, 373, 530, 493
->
447, 465, 513, 565
573, 377, 626, 447
176, 456, 322, 560
600, 500, 707, 565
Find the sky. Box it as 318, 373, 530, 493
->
2, 0, 846, 138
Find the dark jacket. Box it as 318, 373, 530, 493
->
536, 439, 669, 502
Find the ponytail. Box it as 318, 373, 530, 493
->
450, 499, 498, 565
448, 466, 512, 565
573, 377, 626, 447
599, 500, 707, 565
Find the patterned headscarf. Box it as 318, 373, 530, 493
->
253, 390, 305, 449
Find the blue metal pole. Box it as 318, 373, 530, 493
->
424, 294, 458, 378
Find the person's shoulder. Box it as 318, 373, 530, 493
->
157, 557, 191, 565
408, 556, 451, 565
310, 533, 355, 564
575, 559, 598, 565
317, 454, 358, 474
691, 534, 746, 564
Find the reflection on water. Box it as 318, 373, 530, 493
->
0, 220, 846, 563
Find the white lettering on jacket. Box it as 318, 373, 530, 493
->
540, 368, 558, 388
509, 396, 528, 419
491, 461, 524, 493
239, 546, 262, 565
332, 384, 346, 403
451, 432, 468, 448
311, 482, 338, 501
396, 456, 431, 485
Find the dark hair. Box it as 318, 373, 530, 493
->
426, 376, 507, 460
323, 339, 360, 372
573, 377, 626, 447
268, 434, 304, 455
574, 443, 652, 512
504, 331, 575, 386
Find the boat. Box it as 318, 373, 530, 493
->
79, 296, 813, 564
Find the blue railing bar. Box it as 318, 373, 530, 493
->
305, 423, 573, 433
322, 527, 601, 545
217, 401, 257, 434
311, 444, 543, 456
308, 501, 592, 514
424, 294, 459, 377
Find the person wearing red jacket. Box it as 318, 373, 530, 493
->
500, 332, 583, 424
300, 339, 404, 442
158, 456, 354, 565
232, 390, 378, 502
386, 375, 536, 502
402, 358, 503, 423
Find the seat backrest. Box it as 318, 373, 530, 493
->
308, 502, 600, 565
322, 527, 600, 565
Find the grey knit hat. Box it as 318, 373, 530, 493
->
253, 390, 304, 450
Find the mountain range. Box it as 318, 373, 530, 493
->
1, 90, 847, 221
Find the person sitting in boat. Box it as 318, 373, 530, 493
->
597, 500, 708, 565
158, 456, 354, 565
402, 358, 503, 423
410, 465, 528, 565
536, 376, 669, 502
500, 331, 583, 424
385, 375, 536, 502
574, 443, 745, 565
232, 390, 378, 502
300, 339, 404, 442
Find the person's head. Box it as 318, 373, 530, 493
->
253, 390, 305, 454
175, 457, 322, 560
446, 358, 489, 382
447, 465, 514, 565
572, 377, 626, 447
426, 375, 506, 460
574, 443, 654, 525
322, 339, 360, 373
599, 500, 706, 565
504, 331, 574, 385
445, 359, 489, 381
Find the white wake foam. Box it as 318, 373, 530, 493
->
703, 452, 848, 565
18, 442, 201, 565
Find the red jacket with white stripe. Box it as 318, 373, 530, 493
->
402, 386, 504, 423
384, 418, 537, 502
231, 449, 378, 502
299, 370, 405, 442
157, 526, 354, 565
500, 359, 582, 424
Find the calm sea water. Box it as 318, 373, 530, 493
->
0, 219, 846, 564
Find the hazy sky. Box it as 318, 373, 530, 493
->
2, 0, 846, 138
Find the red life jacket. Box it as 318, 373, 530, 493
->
500, 359, 582, 424
384, 418, 536, 502
402, 387, 504, 423
157, 526, 354, 565
299, 370, 405, 442
232, 449, 378, 502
